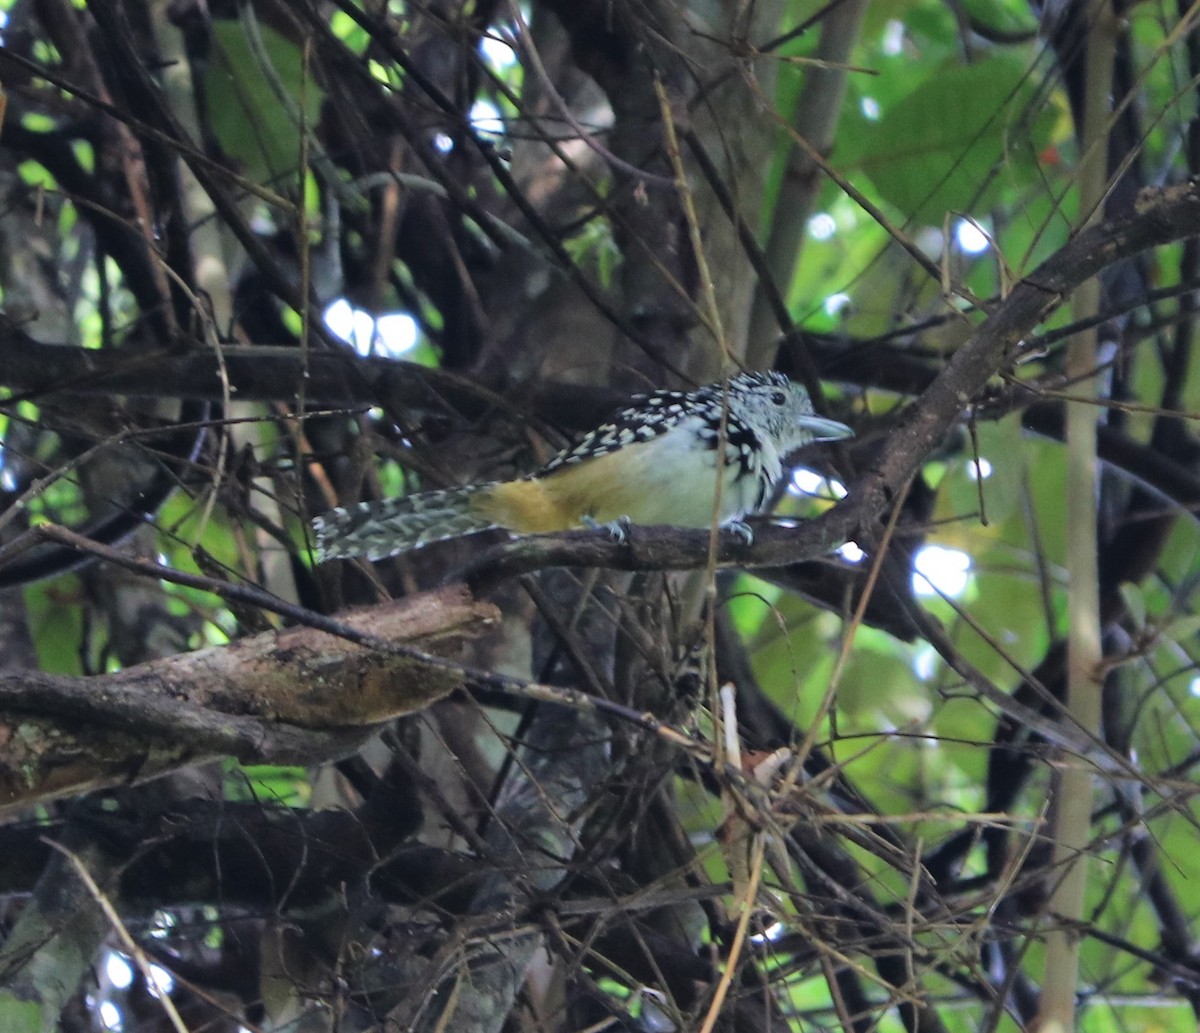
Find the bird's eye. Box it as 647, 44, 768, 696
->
771, 390, 787, 406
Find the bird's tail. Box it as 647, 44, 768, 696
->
312, 484, 501, 561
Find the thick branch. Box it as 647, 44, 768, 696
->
0, 586, 497, 812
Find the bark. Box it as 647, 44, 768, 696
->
0, 586, 497, 812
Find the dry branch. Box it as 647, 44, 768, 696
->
0, 585, 498, 812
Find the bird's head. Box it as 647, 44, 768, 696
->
724, 370, 853, 452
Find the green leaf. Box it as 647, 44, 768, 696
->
838, 649, 929, 725
225, 762, 311, 806
20, 111, 55, 133
1118, 583, 1147, 631
959, 0, 1038, 36
1160, 612, 1200, 644
837, 55, 1059, 222
0, 996, 42, 1033
24, 577, 85, 675
204, 21, 325, 186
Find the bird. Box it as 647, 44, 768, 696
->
312, 370, 852, 562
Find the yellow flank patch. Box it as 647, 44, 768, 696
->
471, 440, 731, 533
471, 478, 576, 533
472, 450, 652, 532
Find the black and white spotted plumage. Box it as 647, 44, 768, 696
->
535, 371, 843, 512
312, 371, 852, 561
539, 377, 767, 476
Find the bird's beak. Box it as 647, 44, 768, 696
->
799, 414, 854, 442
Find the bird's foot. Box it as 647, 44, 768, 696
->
724, 519, 754, 546
583, 514, 633, 543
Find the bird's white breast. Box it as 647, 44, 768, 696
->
561, 416, 765, 528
